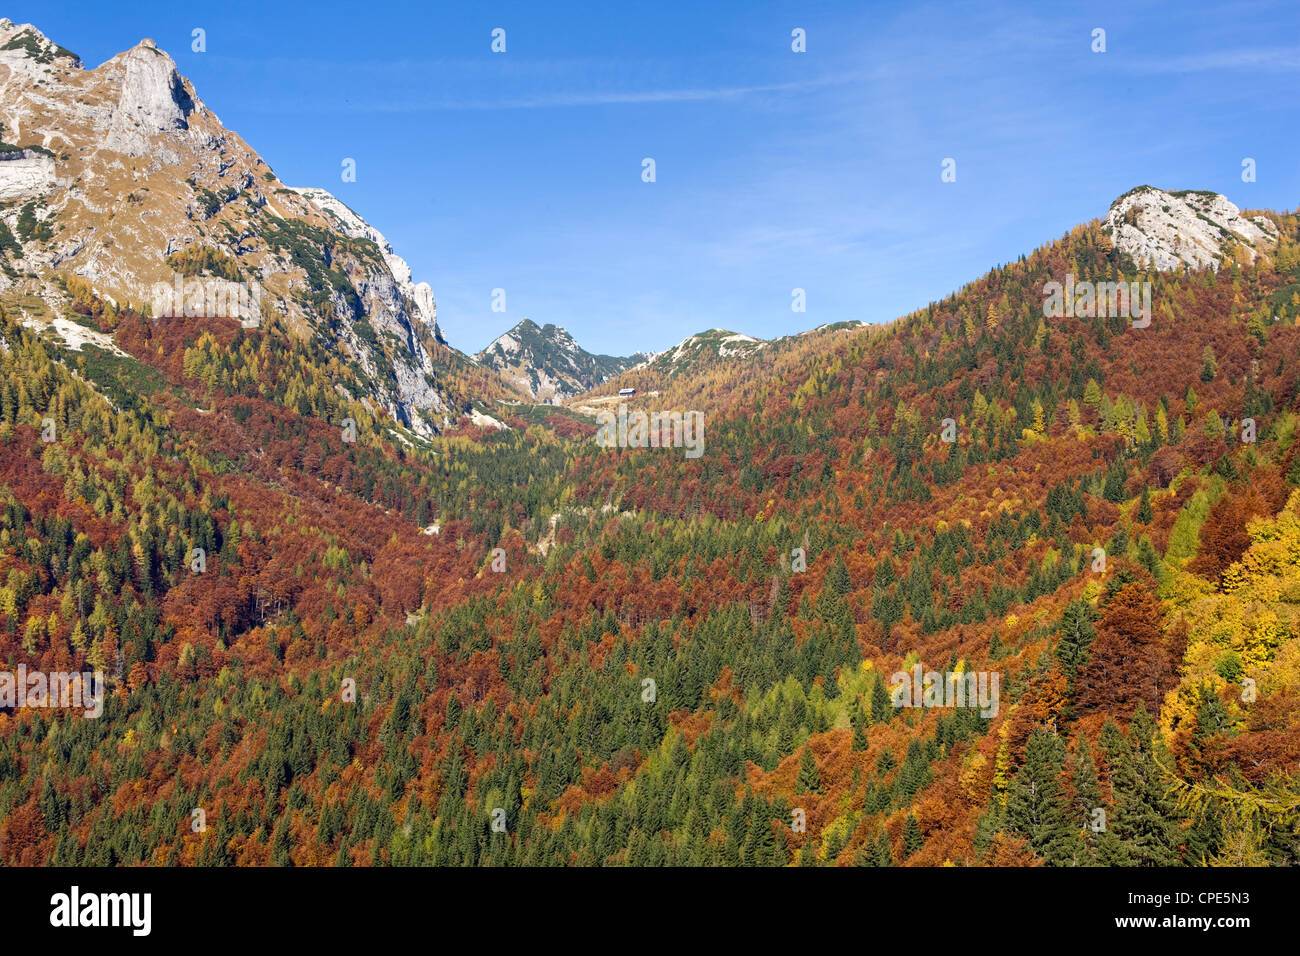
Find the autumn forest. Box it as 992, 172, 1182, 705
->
2, 204, 1300, 872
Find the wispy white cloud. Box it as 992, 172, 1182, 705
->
242, 74, 861, 113
207, 51, 865, 113
1120, 45, 1300, 73
399, 76, 854, 111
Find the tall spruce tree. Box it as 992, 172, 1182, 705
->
1004, 729, 1078, 865
870, 671, 893, 723
1056, 599, 1098, 681
872, 830, 895, 866
797, 745, 823, 794
902, 813, 924, 858
1106, 704, 1180, 865
1069, 733, 1102, 866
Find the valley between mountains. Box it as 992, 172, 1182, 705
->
1, 20, 1299, 867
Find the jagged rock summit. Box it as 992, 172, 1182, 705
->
475, 319, 645, 402
1103, 186, 1278, 272
292, 186, 440, 341
112, 37, 199, 141
0, 19, 80, 70
0, 22, 476, 435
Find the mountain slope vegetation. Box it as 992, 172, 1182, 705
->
2, 183, 1299, 866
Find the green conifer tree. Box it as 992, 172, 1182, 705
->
1004, 729, 1077, 865
902, 813, 924, 858
797, 745, 822, 794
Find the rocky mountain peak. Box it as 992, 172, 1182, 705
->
114, 39, 197, 134
0, 19, 81, 69
0, 23, 489, 437
1103, 185, 1278, 272
291, 186, 440, 341
476, 319, 644, 402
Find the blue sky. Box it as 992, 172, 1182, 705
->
21, 1, 1300, 355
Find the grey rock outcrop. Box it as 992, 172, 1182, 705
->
0, 149, 55, 199
1104, 186, 1278, 272
291, 186, 439, 339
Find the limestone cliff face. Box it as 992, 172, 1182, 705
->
291, 186, 440, 342
0, 149, 55, 199
112, 39, 197, 140
0, 20, 471, 435
1103, 186, 1278, 272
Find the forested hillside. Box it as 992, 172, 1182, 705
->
2, 196, 1299, 867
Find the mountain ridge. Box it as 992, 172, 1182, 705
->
1, 178, 1298, 867
2, 16, 1300, 873
0, 22, 489, 434
475, 317, 645, 402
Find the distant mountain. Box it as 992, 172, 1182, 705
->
791, 321, 867, 339
475, 318, 645, 402
641, 328, 767, 377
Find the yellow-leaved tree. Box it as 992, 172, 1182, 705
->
1159, 489, 1300, 844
